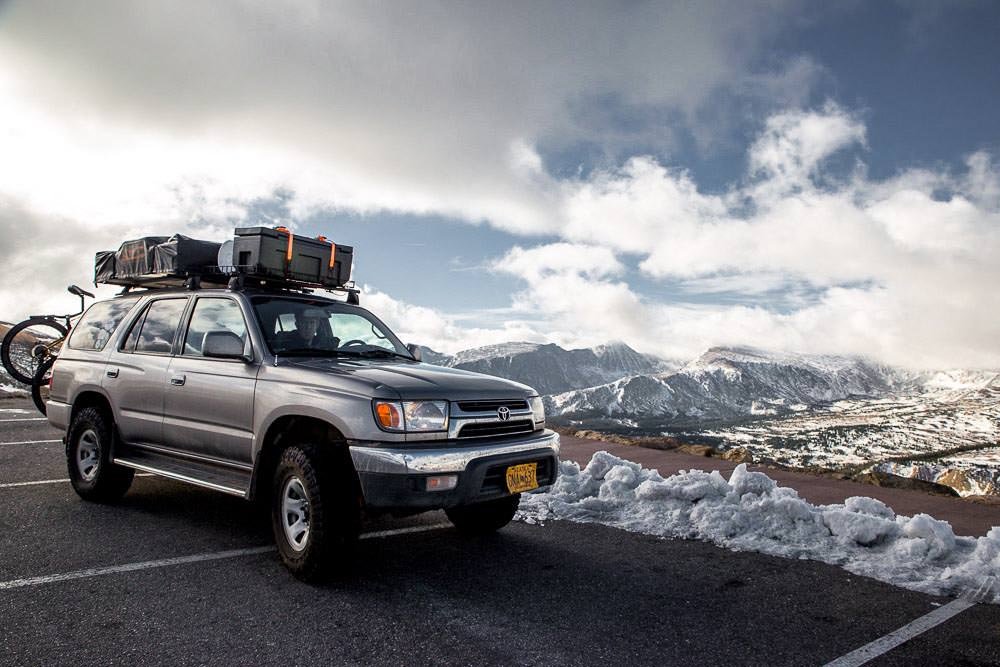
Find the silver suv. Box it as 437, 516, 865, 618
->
46, 287, 559, 580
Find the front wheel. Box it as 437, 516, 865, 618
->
271, 444, 360, 582
445, 495, 521, 535
67, 407, 134, 502
1, 317, 67, 385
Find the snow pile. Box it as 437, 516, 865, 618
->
0, 371, 27, 396
518, 452, 1000, 603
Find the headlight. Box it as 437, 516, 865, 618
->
373, 400, 449, 432
528, 395, 545, 425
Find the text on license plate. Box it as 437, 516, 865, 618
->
505, 462, 539, 493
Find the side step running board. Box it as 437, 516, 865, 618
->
114, 447, 251, 498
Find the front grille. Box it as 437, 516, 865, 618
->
456, 399, 529, 413
480, 457, 555, 496
457, 419, 534, 439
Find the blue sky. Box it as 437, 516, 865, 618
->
1, 1, 998, 366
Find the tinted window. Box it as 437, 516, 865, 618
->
68, 298, 139, 351
121, 306, 146, 352
133, 299, 187, 354
183, 298, 248, 356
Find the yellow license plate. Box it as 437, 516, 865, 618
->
505, 462, 539, 493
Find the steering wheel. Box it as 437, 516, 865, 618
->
339, 339, 367, 348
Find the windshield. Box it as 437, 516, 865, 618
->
251, 296, 413, 359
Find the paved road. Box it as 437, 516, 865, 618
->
1, 397, 998, 666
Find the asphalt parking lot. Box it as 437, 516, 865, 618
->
1, 397, 998, 666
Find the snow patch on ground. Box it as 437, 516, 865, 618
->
0, 382, 27, 396
518, 452, 1000, 603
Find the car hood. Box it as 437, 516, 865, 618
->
282, 358, 536, 399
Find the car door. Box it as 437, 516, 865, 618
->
104, 296, 190, 446
162, 296, 258, 465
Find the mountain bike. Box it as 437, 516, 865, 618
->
1, 285, 93, 386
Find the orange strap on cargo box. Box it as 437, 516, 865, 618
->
275, 226, 294, 263
329, 242, 337, 269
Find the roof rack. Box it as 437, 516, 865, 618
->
109, 268, 361, 303
224, 270, 361, 304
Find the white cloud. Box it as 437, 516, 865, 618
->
498, 244, 624, 282
747, 103, 866, 194
362, 288, 544, 355
0, 0, 808, 236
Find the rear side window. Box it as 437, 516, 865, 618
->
68, 298, 139, 351
122, 298, 188, 354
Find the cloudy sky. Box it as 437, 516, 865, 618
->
1, 1, 998, 368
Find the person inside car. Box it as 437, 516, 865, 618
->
272, 307, 338, 351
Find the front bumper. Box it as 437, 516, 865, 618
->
349, 429, 560, 511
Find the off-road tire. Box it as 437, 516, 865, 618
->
271, 444, 361, 582
67, 407, 134, 502
1, 317, 67, 385
445, 494, 521, 535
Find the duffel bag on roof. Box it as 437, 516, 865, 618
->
95, 234, 221, 286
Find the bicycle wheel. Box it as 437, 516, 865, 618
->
1, 318, 67, 385
31, 356, 55, 416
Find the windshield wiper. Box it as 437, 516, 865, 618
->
355, 348, 415, 360
275, 348, 354, 357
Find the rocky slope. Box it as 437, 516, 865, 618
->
420, 341, 672, 395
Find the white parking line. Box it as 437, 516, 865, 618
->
0, 439, 61, 446
0, 473, 153, 489
0, 523, 452, 591
0, 418, 48, 422
0, 478, 69, 488
823, 599, 976, 667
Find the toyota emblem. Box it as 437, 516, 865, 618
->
497, 406, 511, 421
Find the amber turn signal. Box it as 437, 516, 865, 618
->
375, 401, 402, 429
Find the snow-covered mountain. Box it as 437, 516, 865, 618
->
547, 346, 900, 426
420, 341, 673, 395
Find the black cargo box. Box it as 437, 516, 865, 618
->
95, 234, 222, 287
230, 227, 353, 287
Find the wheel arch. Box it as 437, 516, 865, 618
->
70, 389, 115, 424
250, 413, 359, 504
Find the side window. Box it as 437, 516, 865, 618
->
183, 298, 248, 356
120, 306, 147, 353
131, 298, 188, 354
68, 298, 139, 351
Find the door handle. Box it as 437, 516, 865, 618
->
106, 367, 119, 378
170, 375, 186, 386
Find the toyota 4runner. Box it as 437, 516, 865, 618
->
46, 286, 560, 580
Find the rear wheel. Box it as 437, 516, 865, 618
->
271, 444, 360, 582
445, 495, 521, 535
1, 318, 67, 385
67, 407, 134, 502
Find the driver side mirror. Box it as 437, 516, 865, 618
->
204, 331, 252, 362
406, 343, 422, 362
